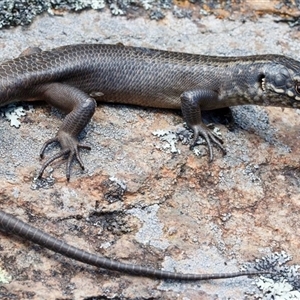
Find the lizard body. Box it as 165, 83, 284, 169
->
1, 44, 300, 178
2, 43, 298, 280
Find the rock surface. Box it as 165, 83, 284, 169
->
0, 6, 300, 300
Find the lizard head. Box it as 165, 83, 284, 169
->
262, 57, 300, 108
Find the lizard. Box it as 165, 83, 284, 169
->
1, 43, 299, 280
1, 43, 300, 180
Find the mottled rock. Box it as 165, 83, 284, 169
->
0, 8, 300, 300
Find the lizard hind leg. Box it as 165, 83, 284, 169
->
35, 82, 96, 180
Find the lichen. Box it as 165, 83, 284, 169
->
74, 0, 106, 10
256, 277, 300, 299
1, 104, 28, 128
0, 267, 12, 284
243, 251, 300, 298
152, 129, 180, 154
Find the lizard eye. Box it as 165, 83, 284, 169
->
296, 82, 300, 95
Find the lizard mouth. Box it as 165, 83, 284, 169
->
261, 77, 266, 92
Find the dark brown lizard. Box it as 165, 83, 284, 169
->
1, 43, 300, 179
2, 43, 299, 280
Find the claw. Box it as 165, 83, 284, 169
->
191, 124, 226, 161
38, 149, 70, 178
40, 137, 58, 159
66, 153, 73, 181
38, 132, 91, 180
78, 143, 91, 151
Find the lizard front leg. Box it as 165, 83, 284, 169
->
35, 82, 96, 180
181, 89, 226, 161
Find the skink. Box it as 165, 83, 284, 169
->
2, 43, 299, 280
1, 43, 300, 179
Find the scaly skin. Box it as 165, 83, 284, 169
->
1, 43, 299, 280
0, 210, 272, 280
1, 44, 300, 178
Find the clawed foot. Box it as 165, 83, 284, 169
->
38, 131, 91, 180
190, 123, 226, 161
